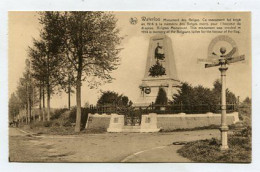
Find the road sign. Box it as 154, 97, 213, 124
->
205, 62, 220, 68
197, 58, 218, 63
202, 35, 246, 151
204, 54, 245, 68
227, 55, 245, 64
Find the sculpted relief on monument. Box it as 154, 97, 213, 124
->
149, 42, 166, 77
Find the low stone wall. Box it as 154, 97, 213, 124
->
85, 113, 111, 132
157, 112, 239, 130
86, 112, 239, 132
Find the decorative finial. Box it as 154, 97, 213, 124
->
220, 47, 226, 55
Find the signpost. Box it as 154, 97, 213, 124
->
198, 35, 245, 151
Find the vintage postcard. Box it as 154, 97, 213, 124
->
8, 11, 251, 163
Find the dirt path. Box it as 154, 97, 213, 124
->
9, 127, 220, 162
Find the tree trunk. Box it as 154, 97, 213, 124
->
39, 86, 42, 121
29, 99, 32, 123
33, 110, 35, 122
32, 88, 35, 122
75, 71, 82, 132
26, 84, 31, 124
68, 85, 71, 110
25, 105, 28, 124
42, 85, 46, 122
47, 84, 51, 121
46, 54, 50, 121
68, 74, 71, 110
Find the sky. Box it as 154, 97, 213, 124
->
8, 11, 251, 108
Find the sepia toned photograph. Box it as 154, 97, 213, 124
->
8, 11, 251, 163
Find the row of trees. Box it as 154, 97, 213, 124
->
9, 59, 38, 124
154, 79, 238, 109
9, 12, 123, 131
172, 79, 237, 105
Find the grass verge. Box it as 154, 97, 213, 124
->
177, 126, 251, 163
159, 124, 219, 132
19, 107, 89, 135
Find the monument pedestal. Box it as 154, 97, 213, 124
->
136, 78, 180, 106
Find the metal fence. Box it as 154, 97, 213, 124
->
88, 103, 238, 115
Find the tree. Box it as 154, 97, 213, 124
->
29, 39, 47, 121
155, 87, 168, 105
97, 91, 131, 107
242, 97, 251, 105
24, 59, 33, 123
16, 78, 28, 115
15, 63, 38, 124
9, 93, 20, 122
212, 79, 237, 105
172, 82, 194, 105
56, 62, 76, 110
59, 12, 122, 132
192, 85, 213, 105
34, 12, 66, 121
239, 97, 251, 126
172, 80, 238, 113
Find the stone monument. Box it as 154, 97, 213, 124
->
136, 35, 181, 106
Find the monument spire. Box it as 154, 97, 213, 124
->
136, 34, 180, 106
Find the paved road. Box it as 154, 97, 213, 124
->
9, 127, 220, 162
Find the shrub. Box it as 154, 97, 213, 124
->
86, 127, 107, 134
43, 121, 52, 127
238, 98, 251, 126
51, 108, 68, 120
63, 121, 72, 127
234, 126, 252, 138
23, 108, 90, 135
155, 87, 168, 105
69, 107, 89, 129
